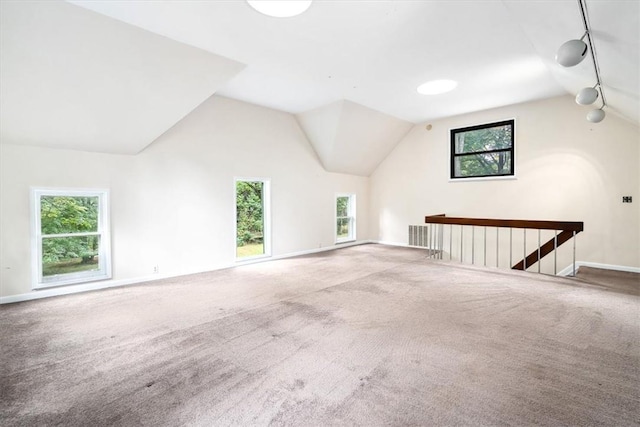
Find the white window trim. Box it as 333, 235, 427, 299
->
234, 177, 272, 262
335, 193, 356, 244
31, 188, 111, 289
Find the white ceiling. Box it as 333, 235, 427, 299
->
1, 0, 638, 162
66, 0, 638, 124
503, 0, 639, 124
0, 1, 244, 154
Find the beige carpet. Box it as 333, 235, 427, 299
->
1, 244, 638, 426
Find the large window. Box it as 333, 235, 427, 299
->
32, 189, 111, 288
235, 178, 271, 259
336, 194, 356, 243
450, 119, 514, 179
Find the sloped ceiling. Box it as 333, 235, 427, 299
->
296, 101, 413, 176
62, 0, 639, 125
504, 0, 639, 124
0, 1, 244, 154
1, 1, 637, 171
67, 0, 571, 123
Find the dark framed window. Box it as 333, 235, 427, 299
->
450, 119, 514, 179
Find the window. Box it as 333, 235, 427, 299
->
336, 194, 356, 243
450, 119, 514, 179
235, 178, 271, 259
32, 189, 111, 288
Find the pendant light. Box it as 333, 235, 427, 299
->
587, 106, 605, 123
556, 33, 588, 67
575, 85, 599, 105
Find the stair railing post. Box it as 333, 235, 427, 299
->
439, 224, 444, 259
573, 230, 576, 277
537, 229, 541, 273
460, 226, 464, 263
483, 226, 487, 267
496, 227, 499, 268
471, 226, 475, 265
449, 225, 453, 261
433, 223, 437, 258
554, 230, 558, 275
509, 228, 512, 268
523, 229, 527, 271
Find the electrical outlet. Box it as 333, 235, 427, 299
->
623, 196, 632, 203
153, 266, 159, 274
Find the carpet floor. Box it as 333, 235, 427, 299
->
1, 244, 638, 426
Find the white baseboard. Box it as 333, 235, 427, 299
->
373, 240, 434, 250
557, 261, 640, 277
0, 240, 373, 304
0, 274, 168, 305
377, 241, 640, 277
245, 239, 373, 264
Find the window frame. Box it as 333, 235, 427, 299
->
335, 193, 356, 244
234, 177, 272, 262
449, 119, 515, 180
31, 188, 111, 289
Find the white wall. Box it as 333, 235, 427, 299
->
0, 95, 370, 298
2, 94, 637, 299
371, 95, 639, 271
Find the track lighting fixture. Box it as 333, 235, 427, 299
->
556, 0, 607, 123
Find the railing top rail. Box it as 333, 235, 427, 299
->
424, 215, 584, 232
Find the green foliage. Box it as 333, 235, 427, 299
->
236, 243, 264, 258
455, 125, 512, 154
42, 256, 98, 276
454, 124, 512, 177
336, 197, 351, 237
41, 196, 98, 234
337, 218, 350, 238
236, 181, 264, 248
336, 196, 349, 217
456, 152, 512, 177
40, 196, 100, 269
42, 236, 99, 265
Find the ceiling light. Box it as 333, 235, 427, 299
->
247, 1, 312, 18
587, 108, 605, 123
555, 34, 588, 67
417, 79, 458, 95
576, 85, 599, 105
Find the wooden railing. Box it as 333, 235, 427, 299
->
423, 214, 584, 275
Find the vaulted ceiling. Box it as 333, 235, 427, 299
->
0, 1, 244, 154
1, 0, 638, 175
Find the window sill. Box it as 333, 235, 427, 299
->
449, 175, 517, 183
34, 273, 111, 290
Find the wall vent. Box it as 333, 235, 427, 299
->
408, 225, 429, 247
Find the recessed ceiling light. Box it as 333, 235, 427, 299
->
417, 79, 458, 95
247, 1, 312, 18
